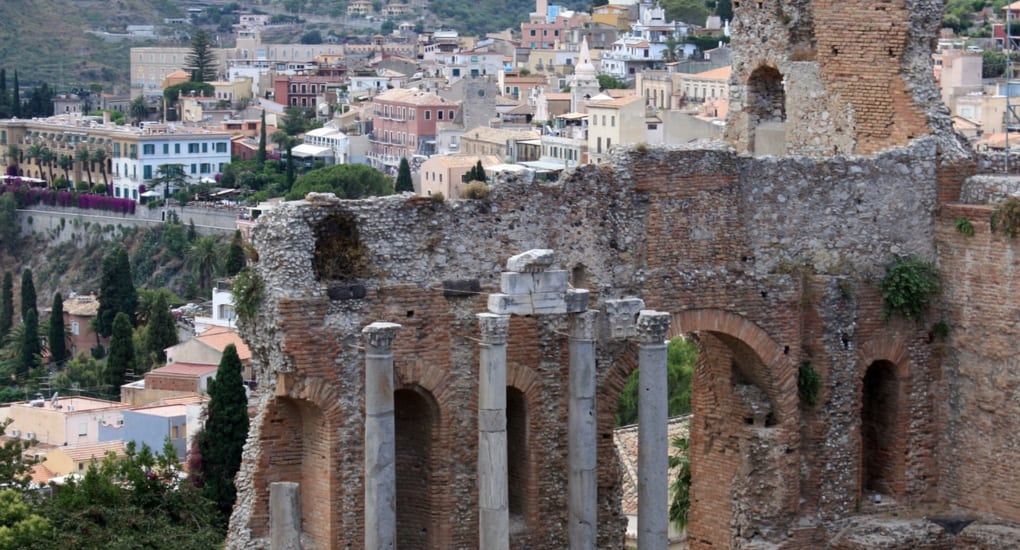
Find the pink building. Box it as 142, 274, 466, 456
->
368, 88, 461, 171
273, 75, 338, 108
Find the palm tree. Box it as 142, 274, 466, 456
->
186, 236, 221, 294
40, 147, 56, 185
75, 146, 93, 189
668, 435, 691, 532
26, 143, 44, 180
58, 154, 74, 187
91, 148, 109, 188
129, 95, 148, 125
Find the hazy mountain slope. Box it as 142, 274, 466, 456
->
0, 0, 177, 90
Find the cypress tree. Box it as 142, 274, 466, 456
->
256, 110, 267, 165
19, 309, 40, 377
0, 272, 12, 343
197, 344, 249, 519
106, 312, 135, 396
145, 292, 178, 364
20, 269, 36, 322
0, 69, 7, 119
48, 292, 68, 365
225, 230, 245, 276
97, 247, 137, 338
11, 71, 20, 118
395, 157, 413, 192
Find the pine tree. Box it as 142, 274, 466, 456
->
197, 344, 249, 519
0, 272, 11, 344
225, 230, 245, 277
18, 309, 40, 377
48, 293, 68, 365
256, 110, 267, 165
185, 29, 218, 83
395, 157, 413, 192
97, 247, 138, 338
145, 292, 178, 365
106, 312, 135, 396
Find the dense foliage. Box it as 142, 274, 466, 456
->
47, 292, 67, 366
106, 312, 135, 395
144, 292, 178, 366
285, 163, 394, 201
395, 158, 414, 193
0, 273, 10, 344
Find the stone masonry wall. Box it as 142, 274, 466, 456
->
226, 138, 959, 549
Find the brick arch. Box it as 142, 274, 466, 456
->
394, 361, 450, 549
856, 335, 911, 501
505, 361, 547, 540
254, 374, 342, 548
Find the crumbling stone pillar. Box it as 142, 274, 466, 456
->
477, 312, 511, 550
637, 310, 671, 550
270, 481, 301, 550
363, 321, 401, 550
568, 307, 598, 550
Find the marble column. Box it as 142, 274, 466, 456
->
637, 310, 671, 550
477, 312, 510, 550
568, 309, 598, 550
363, 321, 401, 550
270, 481, 301, 550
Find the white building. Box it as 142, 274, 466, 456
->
302, 126, 352, 164
111, 124, 232, 201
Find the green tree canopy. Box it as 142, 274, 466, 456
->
185, 29, 218, 82
286, 163, 394, 201
615, 337, 697, 426
0, 195, 17, 255
597, 74, 629, 90
145, 292, 178, 366
106, 312, 136, 396
196, 344, 250, 520
18, 269, 34, 323
47, 293, 68, 366
225, 230, 246, 277
395, 157, 414, 193
0, 273, 11, 344
97, 247, 137, 338
186, 236, 221, 295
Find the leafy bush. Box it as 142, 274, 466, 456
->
991, 197, 1020, 238
461, 181, 489, 199
880, 255, 939, 321
798, 361, 821, 408
232, 267, 264, 326
954, 216, 974, 237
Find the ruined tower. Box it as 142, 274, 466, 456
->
725, 0, 948, 156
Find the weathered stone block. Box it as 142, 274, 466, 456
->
604, 298, 645, 339
506, 249, 555, 272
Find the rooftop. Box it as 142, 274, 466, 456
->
614, 415, 690, 516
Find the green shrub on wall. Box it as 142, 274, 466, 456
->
232, 267, 264, 326
880, 255, 939, 321
991, 197, 1020, 238
798, 361, 822, 408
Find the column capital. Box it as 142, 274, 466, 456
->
569, 310, 598, 341
636, 310, 670, 344
362, 322, 401, 350
477, 313, 510, 344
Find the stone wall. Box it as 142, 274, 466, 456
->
225, 137, 965, 549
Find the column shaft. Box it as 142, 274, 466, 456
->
363, 322, 401, 550
477, 313, 510, 550
568, 310, 598, 550
637, 311, 671, 550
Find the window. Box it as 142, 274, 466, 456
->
143, 165, 152, 179
449, 110, 455, 120
129, 144, 137, 158
611, 116, 615, 127
163, 144, 169, 154
438, 110, 444, 120
190, 164, 197, 174
188, 143, 199, 154
175, 143, 180, 154
71, 321, 80, 335
530, 29, 536, 36
215, 142, 227, 153
425, 110, 431, 120
202, 143, 208, 153
172, 425, 180, 439
115, 188, 121, 198
78, 422, 87, 436
132, 189, 138, 200
200, 163, 211, 173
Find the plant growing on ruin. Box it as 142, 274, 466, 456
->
954, 217, 974, 237
232, 267, 264, 326
461, 181, 489, 200
991, 197, 1020, 238
931, 320, 949, 341
798, 361, 821, 408
879, 255, 939, 322
430, 191, 445, 203
668, 435, 691, 531
313, 212, 371, 280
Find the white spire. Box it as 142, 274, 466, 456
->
575, 37, 596, 80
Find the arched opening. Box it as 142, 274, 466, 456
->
861, 360, 900, 497
507, 386, 529, 532
259, 397, 332, 547
746, 65, 786, 155
395, 387, 439, 549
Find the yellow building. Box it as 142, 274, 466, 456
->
42, 440, 127, 477
419, 154, 501, 198
0, 396, 127, 447
586, 93, 645, 165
